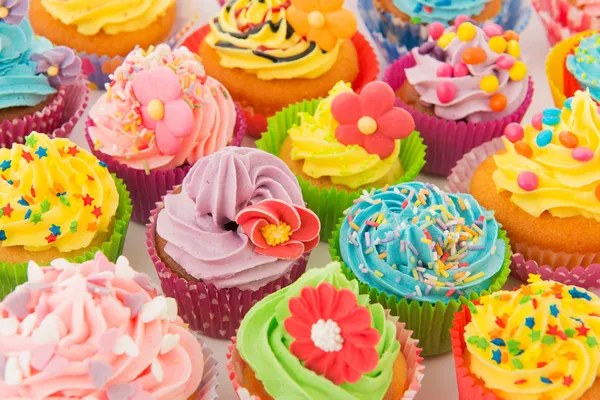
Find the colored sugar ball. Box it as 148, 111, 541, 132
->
437, 82, 457, 103
496, 55, 515, 70
509, 61, 527, 81
517, 171, 539, 191
480, 75, 499, 93
490, 93, 507, 112
542, 115, 560, 126
437, 63, 454, 78
504, 30, 520, 41
505, 123, 524, 142
453, 62, 469, 77
543, 107, 561, 117
454, 15, 470, 26
515, 142, 533, 158
458, 22, 476, 42
506, 40, 521, 58
462, 47, 487, 65
438, 32, 457, 49
429, 22, 445, 40
559, 131, 578, 148
531, 113, 543, 130
572, 147, 594, 162
489, 36, 507, 53
596, 184, 600, 202
483, 23, 503, 37
536, 129, 553, 147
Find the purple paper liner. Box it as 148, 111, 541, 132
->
193, 335, 219, 400
447, 137, 600, 289
383, 53, 534, 176
84, 102, 246, 223
0, 76, 89, 148
146, 203, 309, 339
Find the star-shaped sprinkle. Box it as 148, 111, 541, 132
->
45, 234, 57, 243
82, 194, 94, 206
49, 224, 61, 236
17, 196, 29, 206
577, 324, 590, 337
527, 274, 542, 283
542, 335, 556, 345
569, 287, 592, 301
529, 330, 541, 342
512, 359, 524, 369
0, 160, 11, 171
549, 304, 560, 317
70, 221, 78, 233
30, 213, 42, 224
66, 146, 79, 156
91, 206, 102, 218
586, 336, 598, 348
519, 285, 533, 296
476, 337, 489, 350
525, 317, 535, 329
0, 230, 6, 241
59, 195, 70, 207
550, 282, 563, 294
507, 340, 523, 356
2, 204, 13, 218
519, 295, 532, 304
491, 349, 502, 364
21, 151, 33, 163
35, 147, 48, 159
25, 135, 37, 147
490, 338, 506, 347
466, 336, 479, 345
563, 375, 574, 387
88, 222, 97, 232
564, 328, 576, 338
40, 199, 51, 213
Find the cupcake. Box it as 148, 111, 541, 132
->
0, 253, 218, 399
228, 261, 425, 400
0, 8, 88, 148
449, 90, 600, 288
533, 0, 600, 45
330, 181, 511, 355
183, 0, 379, 137
256, 80, 426, 241
384, 17, 534, 175
147, 146, 319, 339
452, 276, 600, 399
85, 44, 245, 223
0, 132, 132, 300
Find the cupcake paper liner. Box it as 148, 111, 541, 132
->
180, 25, 380, 138
0, 76, 89, 149
192, 334, 220, 400
532, 0, 600, 45
255, 98, 426, 242
546, 30, 596, 109
447, 137, 600, 289
359, 0, 532, 66
226, 314, 426, 400
0, 175, 132, 300
146, 202, 309, 339
329, 217, 512, 356
383, 53, 534, 176
84, 103, 246, 223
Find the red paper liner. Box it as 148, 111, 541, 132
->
181, 25, 379, 138
146, 203, 309, 339
532, 0, 600, 45
0, 76, 89, 148
447, 138, 600, 289
562, 56, 584, 99
226, 317, 425, 400
84, 102, 246, 223
383, 54, 534, 176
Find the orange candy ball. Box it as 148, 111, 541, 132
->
490, 93, 507, 111
504, 30, 520, 41
558, 131, 578, 148
462, 47, 487, 65
515, 142, 533, 158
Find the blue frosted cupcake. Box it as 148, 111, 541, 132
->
329, 181, 511, 355
566, 32, 600, 103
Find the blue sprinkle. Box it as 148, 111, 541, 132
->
536, 130, 553, 147
542, 107, 561, 117
49, 224, 61, 236
541, 377, 552, 384
6, 180, 12, 185
35, 146, 48, 159
490, 338, 506, 346
0, 230, 6, 241
99, 161, 108, 168
542, 115, 561, 126
413, 3, 423, 12
569, 287, 592, 301
492, 349, 502, 364
550, 304, 560, 317
17, 196, 29, 206
435, 0, 451, 5
564, 97, 573, 110
525, 317, 535, 329
24, 209, 31, 220
0, 160, 11, 171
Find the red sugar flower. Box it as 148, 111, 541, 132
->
236, 199, 320, 260
284, 282, 381, 384
331, 81, 415, 159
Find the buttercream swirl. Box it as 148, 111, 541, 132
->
88, 45, 236, 171
40, 0, 175, 36
339, 182, 506, 304
493, 90, 600, 222
575, 0, 600, 16
566, 33, 600, 103
156, 147, 305, 290
289, 82, 402, 189
465, 278, 600, 400
406, 21, 528, 122
0, 20, 56, 109
392, 0, 492, 24
237, 262, 400, 400
0, 253, 204, 399
205, 0, 342, 80
0, 133, 119, 253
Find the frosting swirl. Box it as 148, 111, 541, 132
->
339, 182, 506, 304
392, 0, 492, 24
566, 33, 600, 103
575, 0, 600, 16
493, 90, 600, 222
156, 147, 306, 290
237, 262, 400, 399
0, 133, 119, 253
0, 253, 204, 399
40, 0, 175, 36
465, 277, 600, 400
406, 20, 528, 122
88, 45, 237, 172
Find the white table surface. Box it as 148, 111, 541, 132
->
66, 1, 554, 398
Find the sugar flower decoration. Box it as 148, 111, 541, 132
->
0, 0, 28, 25
131, 66, 194, 155
284, 282, 381, 384
286, 0, 357, 52
331, 81, 415, 159
31, 46, 82, 88
236, 199, 320, 260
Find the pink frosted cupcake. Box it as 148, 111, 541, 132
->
0, 252, 218, 399
533, 0, 600, 45
85, 44, 246, 223
384, 16, 534, 175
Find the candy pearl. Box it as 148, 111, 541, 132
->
517, 171, 539, 191
462, 47, 487, 65
357, 116, 377, 135
488, 36, 507, 53
509, 61, 527, 81
541, 115, 560, 126
531, 113, 543, 130
148, 99, 165, 120
429, 22, 445, 40
436, 64, 454, 78
595, 184, 600, 202
418, 41, 436, 55
506, 40, 521, 58
453, 62, 469, 77
483, 23, 503, 37
437, 82, 456, 103
558, 131, 578, 148
504, 30, 520, 41
536, 129, 553, 147
496, 55, 515, 70
457, 22, 476, 42
438, 32, 456, 49
0, 7, 7, 19
515, 142, 533, 158
490, 93, 507, 112
308, 11, 325, 28
504, 123, 524, 142
572, 147, 594, 162
480, 75, 499, 93
454, 15, 470, 26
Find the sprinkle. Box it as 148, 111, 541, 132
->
365, 247, 374, 255
464, 272, 485, 283
491, 349, 502, 364
35, 147, 48, 159
365, 231, 371, 247
569, 287, 592, 300
407, 242, 419, 256
374, 270, 383, 278
415, 285, 423, 297
525, 317, 535, 329
541, 377, 552, 385
350, 221, 360, 231
550, 304, 560, 317
0, 230, 6, 241
514, 379, 527, 385
445, 288, 455, 297
490, 338, 506, 346
378, 253, 387, 259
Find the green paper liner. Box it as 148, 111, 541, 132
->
0, 174, 132, 300
329, 219, 512, 356
255, 98, 427, 242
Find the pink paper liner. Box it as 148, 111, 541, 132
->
193, 335, 219, 400
146, 203, 309, 339
84, 102, 246, 223
0, 76, 89, 148
532, 0, 600, 45
383, 53, 534, 176
226, 316, 425, 400
447, 138, 600, 289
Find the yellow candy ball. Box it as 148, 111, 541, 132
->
507, 40, 521, 58
509, 61, 527, 81
480, 75, 499, 93
488, 36, 507, 53
437, 32, 457, 49
457, 22, 476, 42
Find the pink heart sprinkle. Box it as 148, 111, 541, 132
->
124, 294, 145, 318
42, 356, 68, 378
31, 344, 56, 371
133, 274, 155, 293
88, 360, 113, 389
3, 289, 31, 319
107, 383, 135, 400
98, 328, 120, 354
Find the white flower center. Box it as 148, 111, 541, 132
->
310, 319, 344, 352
